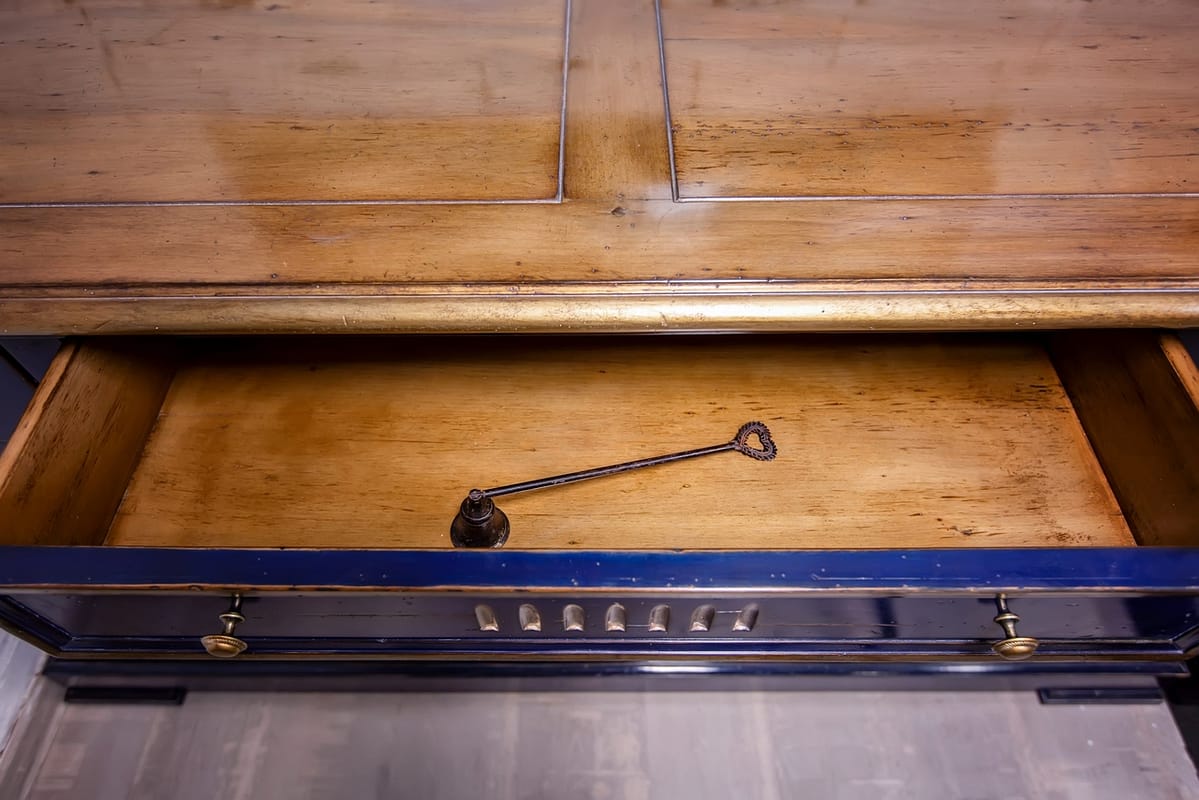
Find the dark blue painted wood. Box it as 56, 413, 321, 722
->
1180, 329, 1199, 363
44, 637, 1178, 659
3, 548, 1198, 667
0, 337, 59, 382
0, 355, 33, 450
12, 592, 1198, 642
4, 581, 1199, 662
42, 658, 1185, 693
0, 596, 71, 650
2, 547, 1199, 591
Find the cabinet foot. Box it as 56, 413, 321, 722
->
1037, 687, 1163, 705
63, 686, 186, 706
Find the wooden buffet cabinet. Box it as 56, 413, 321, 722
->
1, 0, 1198, 687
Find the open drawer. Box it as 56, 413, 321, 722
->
1, 332, 1198, 670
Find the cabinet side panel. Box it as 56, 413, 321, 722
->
0, 341, 174, 546
1049, 332, 1199, 547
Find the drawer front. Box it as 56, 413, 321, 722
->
0, 332, 1197, 671
4, 589, 1199, 663
3, 549, 1199, 664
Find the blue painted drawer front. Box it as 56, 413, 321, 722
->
3, 547, 1199, 591
4, 591, 1198, 660
1, 547, 1198, 661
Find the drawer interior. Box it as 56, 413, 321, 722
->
1, 333, 1196, 551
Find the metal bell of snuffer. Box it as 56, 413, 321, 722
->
450, 421, 777, 548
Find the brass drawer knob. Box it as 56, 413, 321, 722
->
201, 594, 248, 658
991, 594, 1038, 660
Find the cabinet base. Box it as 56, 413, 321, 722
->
42, 658, 1182, 695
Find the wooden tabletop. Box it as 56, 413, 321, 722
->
1, 0, 1197, 333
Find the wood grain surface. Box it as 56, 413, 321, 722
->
662, 0, 1199, 198
0, 341, 173, 546
563, 0, 672, 199
105, 336, 1132, 550
5, 197, 1199, 286
0, 0, 1196, 332
1051, 332, 1199, 548
0, 0, 566, 202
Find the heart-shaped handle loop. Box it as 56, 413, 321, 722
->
732, 421, 777, 461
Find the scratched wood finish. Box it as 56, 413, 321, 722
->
0, 341, 173, 547
0, 0, 566, 202
4, 197, 1199, 286
0, 0, 1197, 332
562, 0, 672, 199
3, 689, 1197, 800
103, 336, 1132, 550
662, 0, 1199, 198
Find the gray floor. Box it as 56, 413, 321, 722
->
0, 685, 1196, 800
0, 636, 41, 757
